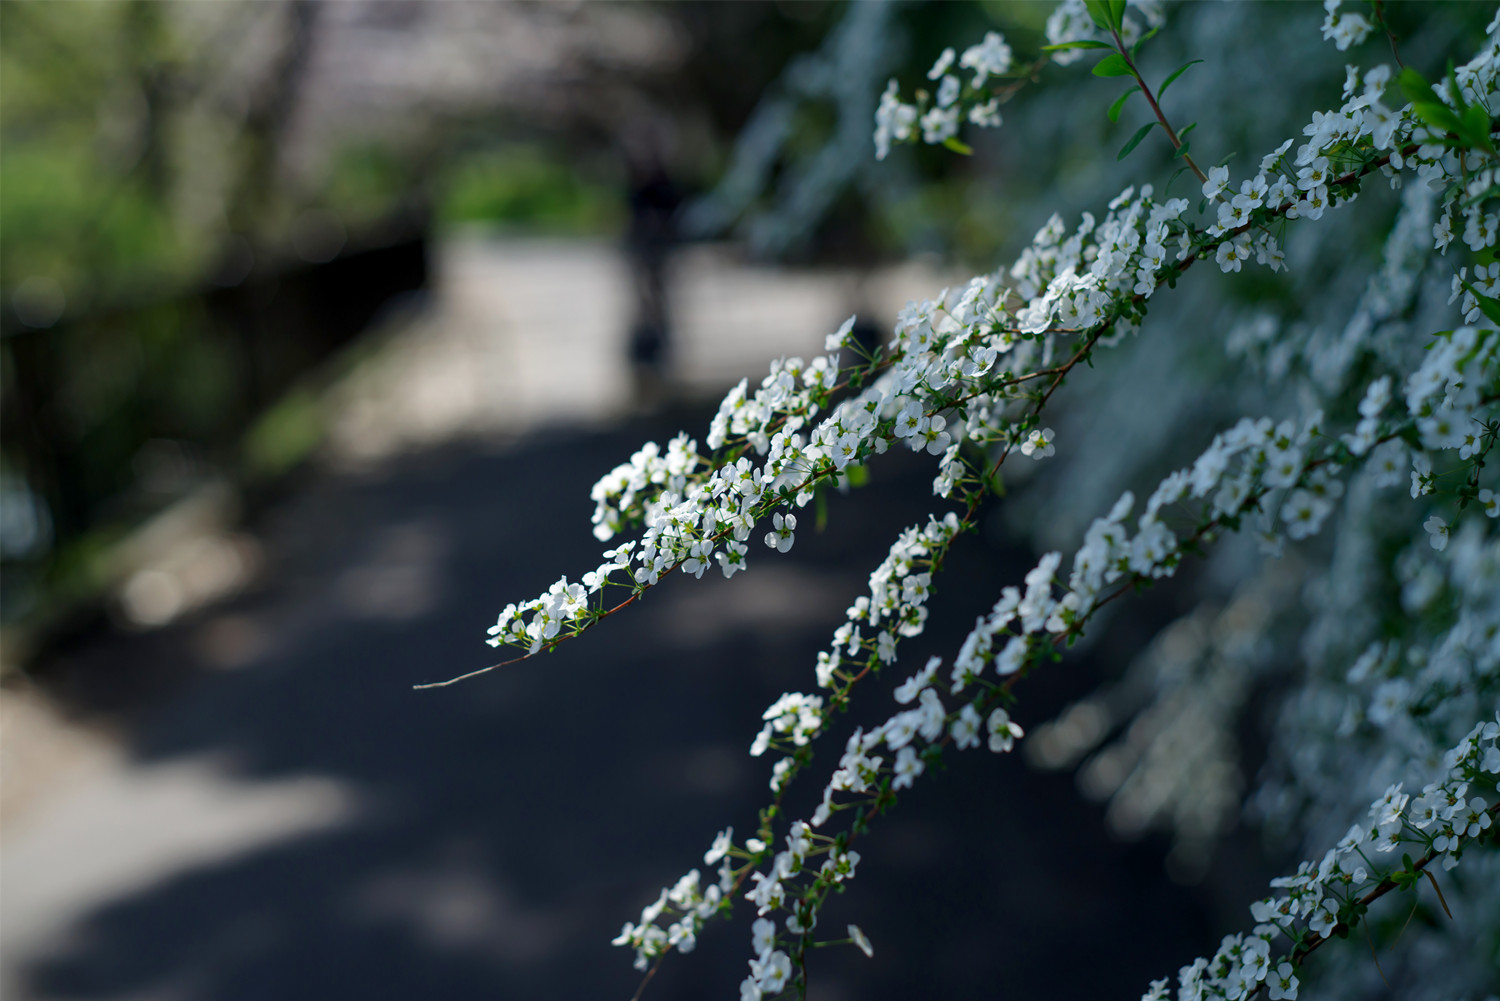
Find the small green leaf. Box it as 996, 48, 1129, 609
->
942, 136, 974, 155
1446, 59, 1468, 111
1083, 0, 1112, 31
1130, 24, 1160, 59
1042, 39, 1113, 52
1400, 68, 1467, 136
1475, 290, 1500, 327
1092, 53, 1133, 78
1107, 88, 1135, 122
1158, 59, 1203, 99
1173, 140, 1192, 159
1118, 121, 1158, 160
1179, 121, 1198, 138
1459, 276, 1500, 326
1107, 0, 1128, 31
1463, 182, 1500, 208
1413, 99, 1464, 135
846, 464, 870, 488
1398, 67, 1440, 107
1460, 103, 1496, 152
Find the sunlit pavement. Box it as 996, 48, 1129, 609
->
321, 234, 957, 460
1, 237, 1221, 1001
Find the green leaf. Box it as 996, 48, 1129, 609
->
1173, 140, 1192, 159
1398, 67, 1441, 107
1130, 24, 1160, 59
1179, 121, 1198, 138
1400, 68, 1468, 136
1412, 99, 1464, 135
1460, 103, 1496, 152
846, 464, 870, 488
1463, 182, 1500, 208
1083, 0, 1113, 31
1475, 290, 1500, 327
1042, 39, 1113, 52
1118, 121, 1158, 160
1459, 276, 1500, 326
1106, 0, 1128, 31
942, 136, 974, 156
1446, 59, 1468, 111
1092, 53, 1133, 78
1107, 88, 1135, 122
1158, 59, 1204, 99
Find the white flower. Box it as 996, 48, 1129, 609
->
987, 707, 1024, 752
882, 710, 919, 750
1322, 0, 1373, 50
848, 923, 874, 958
1309, 898, 1338, 937
969, 99, 1002, 128
921, 414, 953, 455
920, 104, 960, 145
935, 75, 961, 110
821, 847, 860, 882
764, 512, 797, 553
705, 827, 734, 865
893, 745, 925, 789
951, 704, 982, 749
1203, 164, 1231, 200
753, 950, 792, 993
894, 654, 940, 704
1410, 452, 1434, 498
718, 541, 749, 578
1425, 514, 1449, 551
927, 47, 956, 80
959, 31, 1012, 86
825, 315, 857, 352
1461, 797, 1492, 836
751, 917, 776, 959
1267, 961, 1299, 1000
1020, 427, 1056, 459
874, 80, 917, 160
1216, 234, 1251, 272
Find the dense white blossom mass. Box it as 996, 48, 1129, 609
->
454, 2, 1500, 998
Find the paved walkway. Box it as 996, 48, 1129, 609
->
1, 237, 1220, 1001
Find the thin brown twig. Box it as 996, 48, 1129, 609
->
419, 137, 1404, 691
1109, 24, 1208, 184
1372, 0, 1406, 69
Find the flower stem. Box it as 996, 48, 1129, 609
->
1110, 27, 1209, 185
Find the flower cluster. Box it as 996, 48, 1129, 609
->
874, 30, 1016, 159
449, 2, 1500, 997
611, 862, 730, 971
1139, 716, 1500, 1001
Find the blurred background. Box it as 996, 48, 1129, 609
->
3, 2, 1450, 1000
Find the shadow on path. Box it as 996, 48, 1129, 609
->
11, 405, 1220, 1001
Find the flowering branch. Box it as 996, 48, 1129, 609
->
440, 3, 1500, 998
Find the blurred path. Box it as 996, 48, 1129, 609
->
323, 233, 955, 462
2, 237, 1217, 1001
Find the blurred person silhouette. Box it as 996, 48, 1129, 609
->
623, 140, 683, 409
